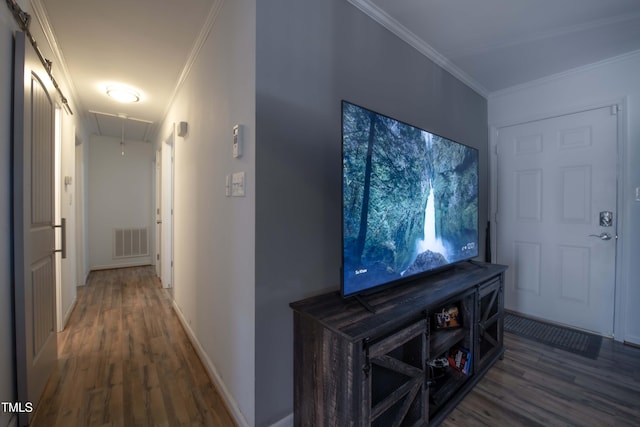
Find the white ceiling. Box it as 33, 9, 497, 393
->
353, 0, 640, 95
35, 0, 640, 140
38, 0, 218, 141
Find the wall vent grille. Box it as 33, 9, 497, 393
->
113, 227, 149, 258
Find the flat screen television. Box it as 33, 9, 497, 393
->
341, 101, 479, 298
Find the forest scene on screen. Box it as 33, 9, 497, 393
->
342, 102, 479, 295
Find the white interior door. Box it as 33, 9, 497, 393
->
155, 149, 162, 278
161, 132, 174, 289
13, 31, 58, 425
496, 105, 618, 335
75, 140, 85, 287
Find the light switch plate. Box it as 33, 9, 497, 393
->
231, 172, 245, 197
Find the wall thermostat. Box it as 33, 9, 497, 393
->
233, 124, 242, 158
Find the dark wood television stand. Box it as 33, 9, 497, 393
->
290, 261, 507, 426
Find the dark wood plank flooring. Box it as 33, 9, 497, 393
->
443, 331, 640, 426
31, 266, 236, 427
31, 265, 640, 426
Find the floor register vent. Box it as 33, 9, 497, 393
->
113, 227, 149, 258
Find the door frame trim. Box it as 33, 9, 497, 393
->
489, 97, 628, 341
160, 127, 175, 290
154, 148, 162, 279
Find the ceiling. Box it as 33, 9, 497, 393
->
37, 0, 218, 141
352, 0, 640, 96
34, 0, 640, 141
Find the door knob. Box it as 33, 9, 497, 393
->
589, 232, 612, 241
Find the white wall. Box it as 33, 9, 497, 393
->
155, 0, 256, 425
488, 51, 640, 344
79, 138, 90, 281
88, 135, 153, 269
58, 111, 78, 326
75, 141, 86, 286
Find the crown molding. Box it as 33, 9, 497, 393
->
346, 0, 489, 98
29, 0, 84, 116
159, 0, 225, 131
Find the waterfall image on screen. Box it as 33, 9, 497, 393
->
342, 101, 479, 297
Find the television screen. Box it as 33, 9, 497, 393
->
342, 101, 479, 297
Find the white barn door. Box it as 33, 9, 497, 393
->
496, 105, 618, 335
13, 32, 58, 425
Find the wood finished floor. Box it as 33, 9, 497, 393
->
31, 266, 640, 426
443, 332, 640, 426
31, 266, 235, 427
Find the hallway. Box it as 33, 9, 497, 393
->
31, 266, 235, 427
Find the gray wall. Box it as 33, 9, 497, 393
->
255, 0, 488, 425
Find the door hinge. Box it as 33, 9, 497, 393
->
157, 254, 160, 261
610, 105, 619, 115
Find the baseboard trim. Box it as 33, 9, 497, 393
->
171, 300, 250, 427
90, 260, 151, 271
270, 413, 293, 427
62, 296, 77, 330
624, 334, 640, 347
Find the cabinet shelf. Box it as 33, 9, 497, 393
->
291, 262, 507, 426
429, 367, 468, 412
430, 328, 466, 359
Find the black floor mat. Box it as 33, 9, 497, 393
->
504, 312, 602, 360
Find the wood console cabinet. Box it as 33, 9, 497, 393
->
290, 262, 507, 426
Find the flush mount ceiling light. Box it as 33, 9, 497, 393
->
106, 86, 140, 103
